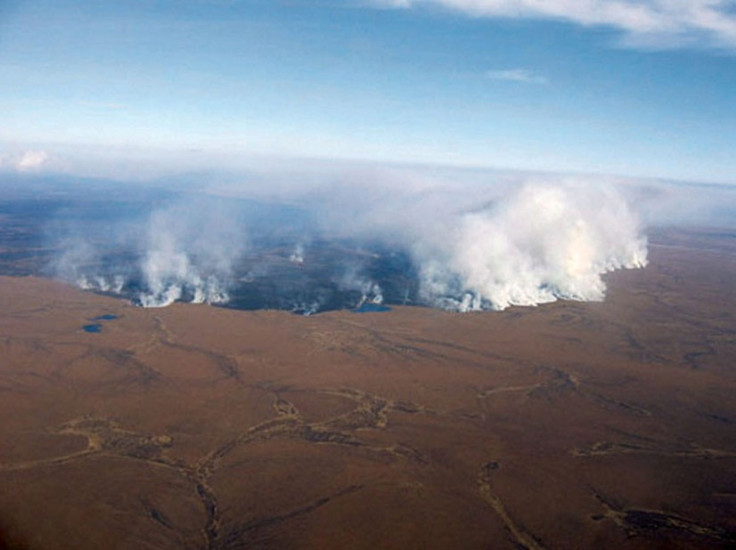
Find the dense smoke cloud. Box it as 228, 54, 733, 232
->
50, 167, 652, 313
411, 183, 647, 310
295, 172, 648, 311
137, 201, 248, 307
53, 195, 248, 308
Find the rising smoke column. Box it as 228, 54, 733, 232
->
414, 183, 648, 311
51, 195, 248, 308
50, 225, 137, 294
337, 263, 385, 307
136, 199, 248, 307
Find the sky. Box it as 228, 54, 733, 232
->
1, 0, 736, 184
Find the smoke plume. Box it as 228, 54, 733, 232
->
52, 195, 248, 308
136, 201, 246, 307
49, 167, 651, 313
411, 183, 647, 311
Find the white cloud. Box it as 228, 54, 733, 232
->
486, 68, 547, 84
16, 150, 49, 171
380, 0, 736, 49
0, 150, 50, 172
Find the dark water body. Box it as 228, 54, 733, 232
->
82, 324, 102, 333
90, 314, 118, 321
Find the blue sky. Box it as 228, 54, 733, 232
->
1, 0, 736, 183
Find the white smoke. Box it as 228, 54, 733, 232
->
293, 170, 649, 311
621, 179, 736, 228
77, 274, 125, 294
50, 163, 651, 313
289, 243, 305, 264
135, 200, 247, 307
50, 236, 125, 294
411, 183, 647, 311
338, 265, 385, 307
51, 195, 247, 308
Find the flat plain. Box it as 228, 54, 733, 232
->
0, 229, 735, 549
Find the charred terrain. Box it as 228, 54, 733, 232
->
0, 227, 734, 549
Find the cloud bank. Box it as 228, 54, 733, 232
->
380, 0, 736, 49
